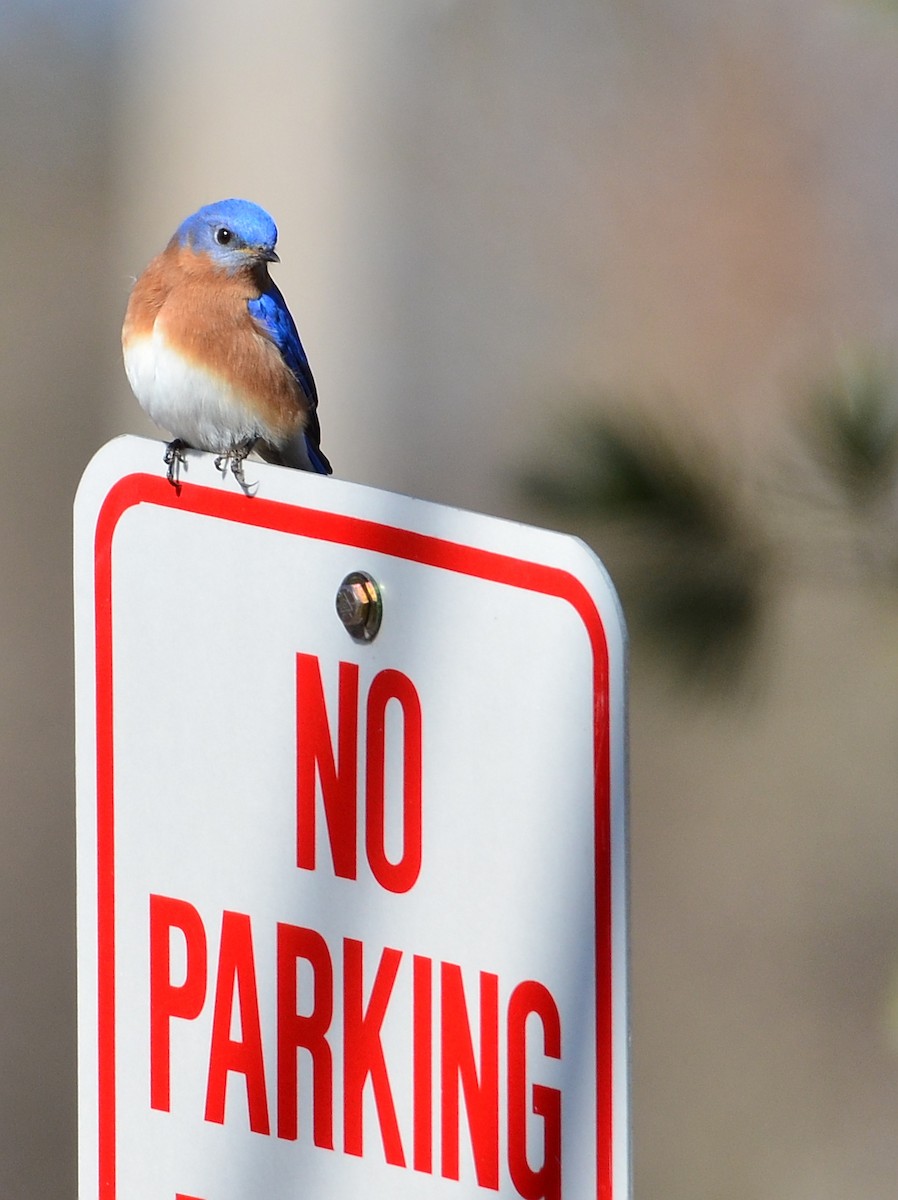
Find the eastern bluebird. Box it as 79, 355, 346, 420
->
122, 198, 331, 489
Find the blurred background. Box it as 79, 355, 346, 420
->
3, 0, 898, 1194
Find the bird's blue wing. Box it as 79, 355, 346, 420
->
248, 284, 317, 407
248, 284, 332, 474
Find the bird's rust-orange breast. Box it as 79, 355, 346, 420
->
123, 243, 305, 441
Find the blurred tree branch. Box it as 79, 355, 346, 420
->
523, 351, 898, 689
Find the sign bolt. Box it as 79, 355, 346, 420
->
335, 572, 383, 642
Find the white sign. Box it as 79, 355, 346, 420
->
74, 436, 628, 1200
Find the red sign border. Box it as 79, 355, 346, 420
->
91, 471, 614, 1198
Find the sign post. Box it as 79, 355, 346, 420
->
74, 436, 628, 1200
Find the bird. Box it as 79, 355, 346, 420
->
122, 198, 331, 489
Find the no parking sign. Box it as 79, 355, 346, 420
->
74, 436, 628, 1199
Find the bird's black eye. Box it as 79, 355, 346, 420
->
215, 227, 233, 245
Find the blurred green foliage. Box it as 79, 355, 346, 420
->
804, 352, 898, 508
524, 353, 898, 688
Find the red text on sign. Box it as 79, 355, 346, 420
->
149, 894, 562, 1199
295, 654, 423, 893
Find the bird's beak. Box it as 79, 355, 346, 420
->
258, 247, 280, 263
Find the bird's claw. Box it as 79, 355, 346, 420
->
163, 439, 186, 489
215, 439, 258, 496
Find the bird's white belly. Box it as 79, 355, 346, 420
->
123, 329, 270, 453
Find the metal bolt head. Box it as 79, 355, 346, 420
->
335, 571, 383, 642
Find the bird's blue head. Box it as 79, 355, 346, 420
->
174, 199, 280, 271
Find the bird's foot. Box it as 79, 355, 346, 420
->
163, 439, 186, 489
215, 439, 259, 496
